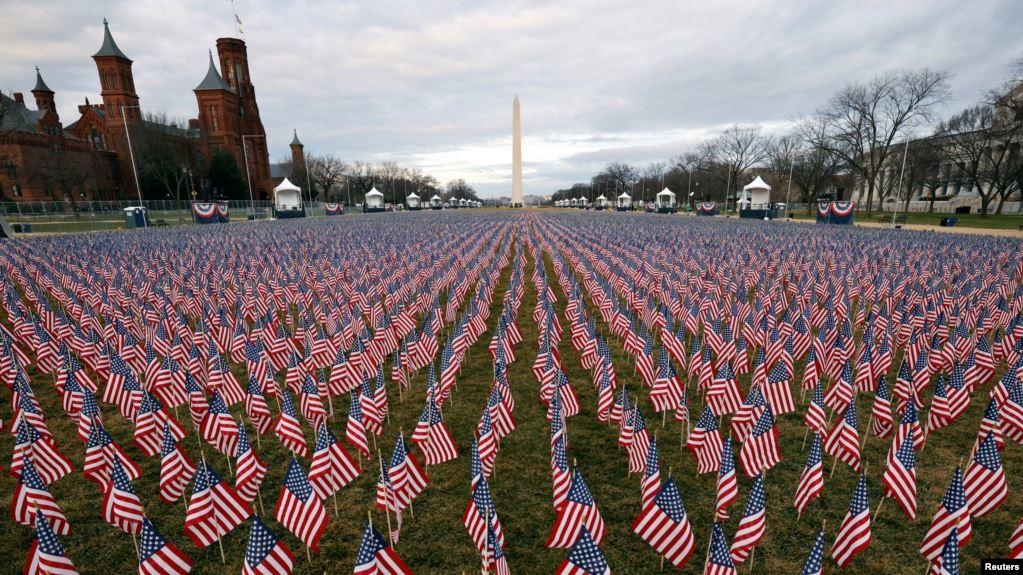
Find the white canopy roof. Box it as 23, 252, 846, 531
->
657, 187, 675, 198
617, 192, 631, 199
407, 191, 420, 199
596, 194, 607, 201
431, 194, 442, 201
743, 176, 771, 192
274, 177, 301, 193
366, 187, 383, 197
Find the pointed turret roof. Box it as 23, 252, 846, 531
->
290, 129, 303, 147
93, 18, 131, 60
195, 51, 233, 92
32, 67, 53, 93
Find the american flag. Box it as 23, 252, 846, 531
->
870, 374, 894, 438
273, 389, 308, 458
704, 522, 736, 575
235, 420, 268, 504
200, 390, 239, 458
640, 436, 660, 510
484, 506, 511, 575
242, 515, 294, 575
920, 466, 974, 562
926, 374, 954, 436
825, 401, 861, 472
933, 525, 960, 575
418, 393, 459, 466
632, 477, 695, 569
547, 468, 605, 548
83, 420, 140, 492
963, 431, 1007, 517
552, 434, 571, 510
1009, 518, 1023, 559
275, 457, 329, 551
800, 527, 826, 575
715, 436, 738, 520
739, 404, 780, 477
138, 517, 193, 575
831, 472, 871, 568
184, 459, 251, 548
729, 472, 766, 563
626, 406, 651, 475
707, 362, 743, 415
795, 432, 825, 517
976, 398, 1004, 451
555, 526, 609, 575
354, 520, 415, 575
12, 457, 70, 535
388, 432, 427, 510
803, 380, 827, 436
309, 421, 361, 500
159, 423, 196, 504
102, 456, 145, 534
346, 390, 371, 458
686, 406, 723, 474
882, 424, 917, 520
13, 421, 74, 486
463, 476, 505, 554
764, 362, 795, 414
24, 509, 78, 575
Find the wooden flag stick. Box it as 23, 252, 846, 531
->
873, 495, 886, 522
132, 533, 140, 561
379, 451, 394, 548
801, 425, 810, 451
748, 546, 755, 573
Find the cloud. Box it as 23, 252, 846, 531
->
2, 0, 1020, 197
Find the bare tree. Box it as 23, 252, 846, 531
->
936, 104, 1022, 216
897, 135, 944, 213
346, 160, 376, 204
809, 68, 951, 216
132, 111, 200, 205
771, 128, 846, 212
598, 162, 639, 198
29, 146, 90, 204
708, 125, 772, 203
445, 178, 477, 200
307, 154, 346, 202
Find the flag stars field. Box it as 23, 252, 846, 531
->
0, 210, 1020, 574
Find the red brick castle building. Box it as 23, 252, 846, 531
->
0, 19, 285, 202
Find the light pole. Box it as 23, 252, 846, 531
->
891, 140, 911, 227
120, 104, 146, 227
784, 157, 794, 219
241, 134, 264, 219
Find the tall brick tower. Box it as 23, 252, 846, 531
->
216, 38, 269, 184
92, 19, 140, 131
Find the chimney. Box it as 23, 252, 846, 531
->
13, 92, 24, 105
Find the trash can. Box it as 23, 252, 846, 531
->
22, 223, 31, 233
939, 217, 958, 227
123, 206, 149, 228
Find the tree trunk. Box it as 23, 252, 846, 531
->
980, 194, 992, 218
864, 174, 875, 217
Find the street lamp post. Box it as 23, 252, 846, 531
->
120, 104, 146, 227
241, 134, 264, 219
784, 158, 794, 219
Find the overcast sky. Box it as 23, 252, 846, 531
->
2, 0, 1021, 197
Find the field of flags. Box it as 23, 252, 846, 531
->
0, 210, 1021, 574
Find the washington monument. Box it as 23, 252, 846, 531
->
512, 95, 523, 206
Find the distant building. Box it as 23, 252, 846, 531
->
0, 19, 284, 203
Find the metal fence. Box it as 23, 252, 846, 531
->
0, 200, 346, 234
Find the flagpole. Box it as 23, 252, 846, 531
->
378, 450, 394, 547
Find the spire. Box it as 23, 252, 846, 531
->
93, 18, 131, 60
32, 66, 53, 93
290, 129, 303, 147
194, 50, 233, 92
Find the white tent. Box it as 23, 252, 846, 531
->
742, 176, 771, 209
273, 178, 303, 212
430, 194, 443, 208
365, 187, 384, 209
595, 194, 609, 208
459, 198, 469, 207
617, 192, 632, 207
406, 191, 421, 208
656, 187, 676, 208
